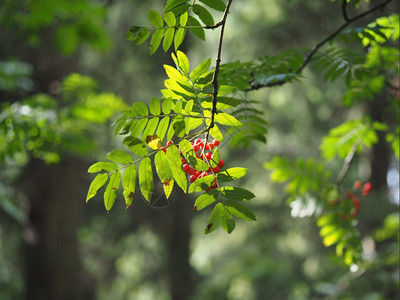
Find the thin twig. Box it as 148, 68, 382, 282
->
342, 0, 349, 22
247, 0, 393, 91
206, 0, 233, 137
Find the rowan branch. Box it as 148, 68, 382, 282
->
206, 0, 233, 137
247, 0, 394, 91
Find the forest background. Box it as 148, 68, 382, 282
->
0, 0, 399, 299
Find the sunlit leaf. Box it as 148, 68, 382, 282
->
104, 171, 121, 211
122, 164, 136, 208
106, 150, 132, 164
193, 189, 218, 211
225, 200, 256, 221
88, 162, 118, 173
86, 173, 108, 202
139, 157, 153, 202
205, 202, 224, 234
149, 10, 163, 28
217, 167, 248, 182
166, 144, 187, 192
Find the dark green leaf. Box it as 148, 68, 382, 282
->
198, 0, 226, 11
220, 186, 255, 201
193, 4, 214, 26
225, 201, 256, 221
188, 16, 205, 41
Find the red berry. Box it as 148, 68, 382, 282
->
218, 159, 224, 168
189, 174, 197, 183
205, 152, 212, 160
354, 180, 362, 190
193, 144, 200, 152
183, 164, 191, 173
363, 182, 372, 196
209, 144, 214, 150
204, 144, 210, 151
195, 170, 201, 177
213, 140, 220, 147
167, 140, 173, 146
200, 171, 208, 178
160, 147, 167, 153
181, 157, 186, 164
212, 166, 220, 173
194, 139, 202, 145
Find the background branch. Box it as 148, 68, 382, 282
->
247, 0, 393, 91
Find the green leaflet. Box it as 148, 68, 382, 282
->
122, 164, 136, 207
131, 102, 149, 116
164, 0, 188, 13
225, 200, 256, 221
217, 167, 248, 182
148, 10, 163, 28
163, 27, 175, 52
198, 0, 226, 12
123, 136, 148, 156
179, 139, 208, 171
104, 171, 121, 212
150, 29, 165, 55
193, 190, 218, 211
139, 157, 153, 202
162, 98, 173, 114
142, 117, 159, 138
220, 186, 255, 201
210, 147, 219, 168
193, 4, 214, 26
166, 144, 187, 193
88, 162, 118, 173
180, 11, 188, 27
220, 208, 235, 234
106, 150, 132, 164
187, 16, 205, 41
214, 112, 242, 127
175, 50, 190, 74
174, 27, 186, 51
149, 98, 161, 115
86, 173, 108, 202
131, 118, 148, 138
190, 57, 211, 82
154, 151, 174, 198
156, 116, 170, 141
204, 202, 224, 234
163, 11, 176, 27
127, 26, 150, 46
189, 175, 215, 193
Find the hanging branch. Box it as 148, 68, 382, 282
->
207, 0, 233, 134
247, 0, 394, 91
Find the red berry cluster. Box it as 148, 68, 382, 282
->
354, 180, 372, 196
181, 139, 224, 191
329, 180, 372, 220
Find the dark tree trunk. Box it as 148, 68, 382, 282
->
22, 157, 96, 300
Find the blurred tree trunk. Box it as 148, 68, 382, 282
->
22, 157, 95, 300
16, 27, 96, 299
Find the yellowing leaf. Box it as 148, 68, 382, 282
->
146, 134, 162, 149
